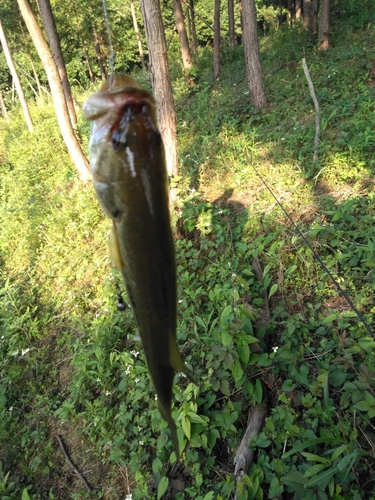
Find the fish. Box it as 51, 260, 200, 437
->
82, 74, 196, 456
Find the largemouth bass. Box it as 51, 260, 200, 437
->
83, 75, 195, 456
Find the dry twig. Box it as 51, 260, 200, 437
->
302, 57, 320, 164
56, 434, 92, 492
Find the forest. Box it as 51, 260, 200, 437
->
1, 0, 375, 498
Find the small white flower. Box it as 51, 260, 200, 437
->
21, 348, 30, 356
191, 188, 196, 193
96, 378, 101, 382
125, 366, 131, 375
272, 346, 279, 353
135, 378, 140, 383
125, 495, 132, 500
281, 138, 285, 141
232, 273, 237, 277
105, 391, 111, 396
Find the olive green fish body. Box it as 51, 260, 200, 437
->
83, 75, 194, 455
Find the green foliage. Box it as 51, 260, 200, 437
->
1, 2, 375, 499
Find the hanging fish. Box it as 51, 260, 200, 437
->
83, 75, 196, 456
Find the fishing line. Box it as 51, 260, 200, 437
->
249, 161, 375, 341
102, 0, 116, 87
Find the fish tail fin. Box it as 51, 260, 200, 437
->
109, 224, 123, 270
169, 334, 198, 386
158, 400, 180, 458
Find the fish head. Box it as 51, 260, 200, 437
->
82, 74, 161, 220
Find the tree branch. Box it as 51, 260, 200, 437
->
56, 435, 92, 492
233, 405, 266, 499
302, 57, 320, 164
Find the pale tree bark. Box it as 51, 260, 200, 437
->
139, 0, 178, 178
295, 0, 302, 20
0, 92, 9, 119
37, 0, 77, 127
0, 19, 33, 132
173, 0, 192, 70
213, 0, 220, 78
129, 0, 146, 70
228, 0, 236, 48
242, 0, 266, 108
319, 0, 330, 50
16, 0, 90, 181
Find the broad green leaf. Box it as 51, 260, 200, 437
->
331, 444, 348, 462
22, 490, 32, 500
353, 400, 370, 412
268, 283, 278, 298
182, 417, 191, 440
306, 466, 338, 487
282, 437, 337, 458
157, 477, 169, 500
303, 463, 328, 478
301, 452, 330, 464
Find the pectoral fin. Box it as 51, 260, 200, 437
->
109, 224, 123, 271
169, 333, 197, 385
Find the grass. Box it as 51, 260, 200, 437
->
1, 4, 375, 499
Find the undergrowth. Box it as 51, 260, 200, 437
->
1, 3, 375, 499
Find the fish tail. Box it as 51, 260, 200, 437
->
158, 400, 180, 458
169, 334, 198, 386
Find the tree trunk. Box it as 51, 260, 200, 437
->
16, 0, 90, 180
130, 0, 146, 70
83, 44, 94, 83
213, 0, 220, 79
0, 20, 33, 132
0, 91, 9, 120
295, 0, 302, 20
242, 0, 266, 108
303, 0, 318, 32
139, 0, 178, 178
92, 24, 107, 81
319, 0, 330, 50
228, 0, 236, 48
173, 0, 193, 70
187, 0, 198, 53
37, 0, 77, 127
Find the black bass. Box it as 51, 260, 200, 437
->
83, 75, 195, 456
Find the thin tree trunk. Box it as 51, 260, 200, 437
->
173, 0, 193, 70
83, 44, 94, 83
228, 0, 235, 48
139, 0, 178, 178
0, 20, 33, 132
295, 0, 302, 20
319, 0, 330, 50
188, 0, 198, 53
242, 0, 266, 108
129, 0, 146, 70
37, 0, 77, 127
16, 0, 90, 180
213, 0, 220, 79
0, 91, 9, 120
92, 24, 107, 81
304, 0, 318, 32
